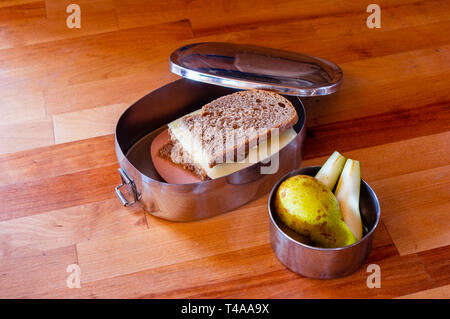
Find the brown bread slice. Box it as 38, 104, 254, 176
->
179, 89, 298, 168
158, 141, 209, 180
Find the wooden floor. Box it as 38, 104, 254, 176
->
0, 0, 449, 299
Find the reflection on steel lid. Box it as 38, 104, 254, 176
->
170, 42, 343, 96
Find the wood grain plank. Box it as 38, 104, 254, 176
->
303, 131, 450, 183
0, 10, 119, 49
0, 245, 77, 298
303, 102, 450, 160
167, 253, 434, 299
45, 0, 114, 18
53, 102, 128, 144
371, 166, 450, 255
0, 164, 120, 221
114, 0, 429, 34
0, 82, 52, 155
0, 198, 146, 258
40, 23, 192, 115
190, 0, 450, 35
0, 0, 42, 9
25, 221, 396, 298
76, 203, 270, 283
44, 0, 438, 36
305, 46, 450, 126
193, 3, 450, 64
46, 0, 450, 60
26, 244, 281, 298
0, 22, 192, 129
0, 19, 193, 90
0, 84, 46, 126
0, 1, 45, 24
0, 134, 116, 185
44, 71, 179, 116
3, 0, 448, 127
397, 284, 450, 299
418, 245, 450, 286
366, 221, 399, 264
0, 18, 193, 154
0, 118, 54, 155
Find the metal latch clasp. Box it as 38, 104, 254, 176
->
115, 168, 141, 206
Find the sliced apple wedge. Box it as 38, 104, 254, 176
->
315, 151, 346, 190
335, 159, 363, 240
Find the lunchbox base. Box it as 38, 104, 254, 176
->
115, 79, 307, 221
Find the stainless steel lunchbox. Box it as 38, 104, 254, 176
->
268, 166, 381, 279
114, 43, 343, 221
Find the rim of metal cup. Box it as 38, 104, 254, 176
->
268, 165, 380, 251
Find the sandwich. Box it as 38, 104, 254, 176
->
159, 89, 298, 180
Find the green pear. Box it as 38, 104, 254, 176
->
274, 175, 357, 248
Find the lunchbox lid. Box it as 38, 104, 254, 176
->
169, 42, 342, 96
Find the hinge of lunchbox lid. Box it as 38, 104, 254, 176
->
115, 168, 141, 207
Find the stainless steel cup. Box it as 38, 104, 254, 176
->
268, 166, 380, 279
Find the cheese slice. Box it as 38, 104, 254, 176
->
168, 110, 297, 179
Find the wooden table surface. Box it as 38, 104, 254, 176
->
0, 0, 449, 299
